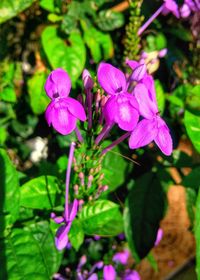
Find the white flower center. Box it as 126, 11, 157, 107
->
119, 104, 131, 122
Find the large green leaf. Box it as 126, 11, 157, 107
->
41, 26, 86, 85
0, 149, 20, 235
79, 200, 123, 236
102, 143, 131, 192
68, 219, 84, 251
20, 176, 60, 209
124, 173, 165, 261
195, 188, 200, 279
83, 24, 113, 63
184, 110, 200, 153
27, 71, 49, 115
0, 0, 35, 24
0, 223, 61, 280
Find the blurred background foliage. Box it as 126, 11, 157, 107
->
0, 0, 200, 279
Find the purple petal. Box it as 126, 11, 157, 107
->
129, 119, 157, 149
97, 63, 126, 95
154, 118, 173, 156
133, 83, 157, 119
114, 95, 139, 131
82, 69, 93, 90
68, 199, 78, 222
51, 99, 77, 135
154, 228, 163, 246
163, 0, 180, 18
55, 223, 71, 250
45, 101, 54, 126
131, 64, 147, 82
126, 60, 139, 70
45, 68, 71, 99
141, 74, 157, 105
65, 97, 86, 122
103, 96, 118, 124
113, 249, 129, 265
87, 274, 98, 280
180, 4, 191, 17
103, 265, 116, 280
123, 270, 140, 280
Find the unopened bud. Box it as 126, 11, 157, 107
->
131, 63, 146, 82
158, 48, 168, 58
82, 69, 94, 91
180, 3, 191, 18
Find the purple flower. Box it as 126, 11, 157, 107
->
126, 61, 147, 82
45, 68, 86, 135
52, 199, 78, 250
51, 142, 78, 250
113, 249, 129, 265
97, 63, 139, 131
162, 0, 180, 18
123, 270, 140, 280
130, 80, 173, 156
103, 265, 116, 280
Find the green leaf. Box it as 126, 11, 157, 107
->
184, 110, 200, 153
68, 219, 84, 251
0, 149, 20, 235
40, 0, 55, 12
79, 200, 123, 236
0, 0, 35, 24
186, 188, 196, 227
155, 79, 165, 115
83, 25, 113, 63
146, 252, 158, 272
194, 188, 200, 278
41, 26, 86, 85
27, 71, 49, 115
96, 10, 124, 31
186, 85, 200, 111
0, 127, 7, 145
182, 167, 200, 191
0, 224, 61, 280
20, 176, 60, 209
102, 143, 130, 192
124, 173, 165, 261
1, 87, 16, 102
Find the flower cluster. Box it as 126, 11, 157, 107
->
138, 0, 200, 35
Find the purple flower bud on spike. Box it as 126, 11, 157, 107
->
88, 274, 98, 280
158, 48, 168, 58
82, 69, 94, 91
44, 68, 86, 135
103, 265, 116, 280
180, 3, 191, 17
131, 64, 147, 82
154, 228, 163, 246
113, 249, 129, 265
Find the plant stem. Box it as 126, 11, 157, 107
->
75, 127, 84, 143
101, 132, 130, 155
65, 142, 76, 220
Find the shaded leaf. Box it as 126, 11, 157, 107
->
96, 10, 124, 31
0, 149, 20, 236
194, 188, 200, 278
124, 173, 165, 261
68, 219, 84, 251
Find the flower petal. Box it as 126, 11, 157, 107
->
103, 96, 118, 124
68, 199, 78, 222
55, 223, 71, 250
154, 118, 173, 156
131, 64, 147, 82
66, 97, 86, 121
51, 100, 77, 135
97, 63, 126, 95
87, 274, 98, 280
129, 119, 157, 149
163, 0, 180, 18
141, 74, 157, 105
45, 100, 55, 126
133, 83, 157, 119
126, 60, 139, 70
115, 96, 139, 131
45, 68, 71, 99
103, 265, 116, 280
